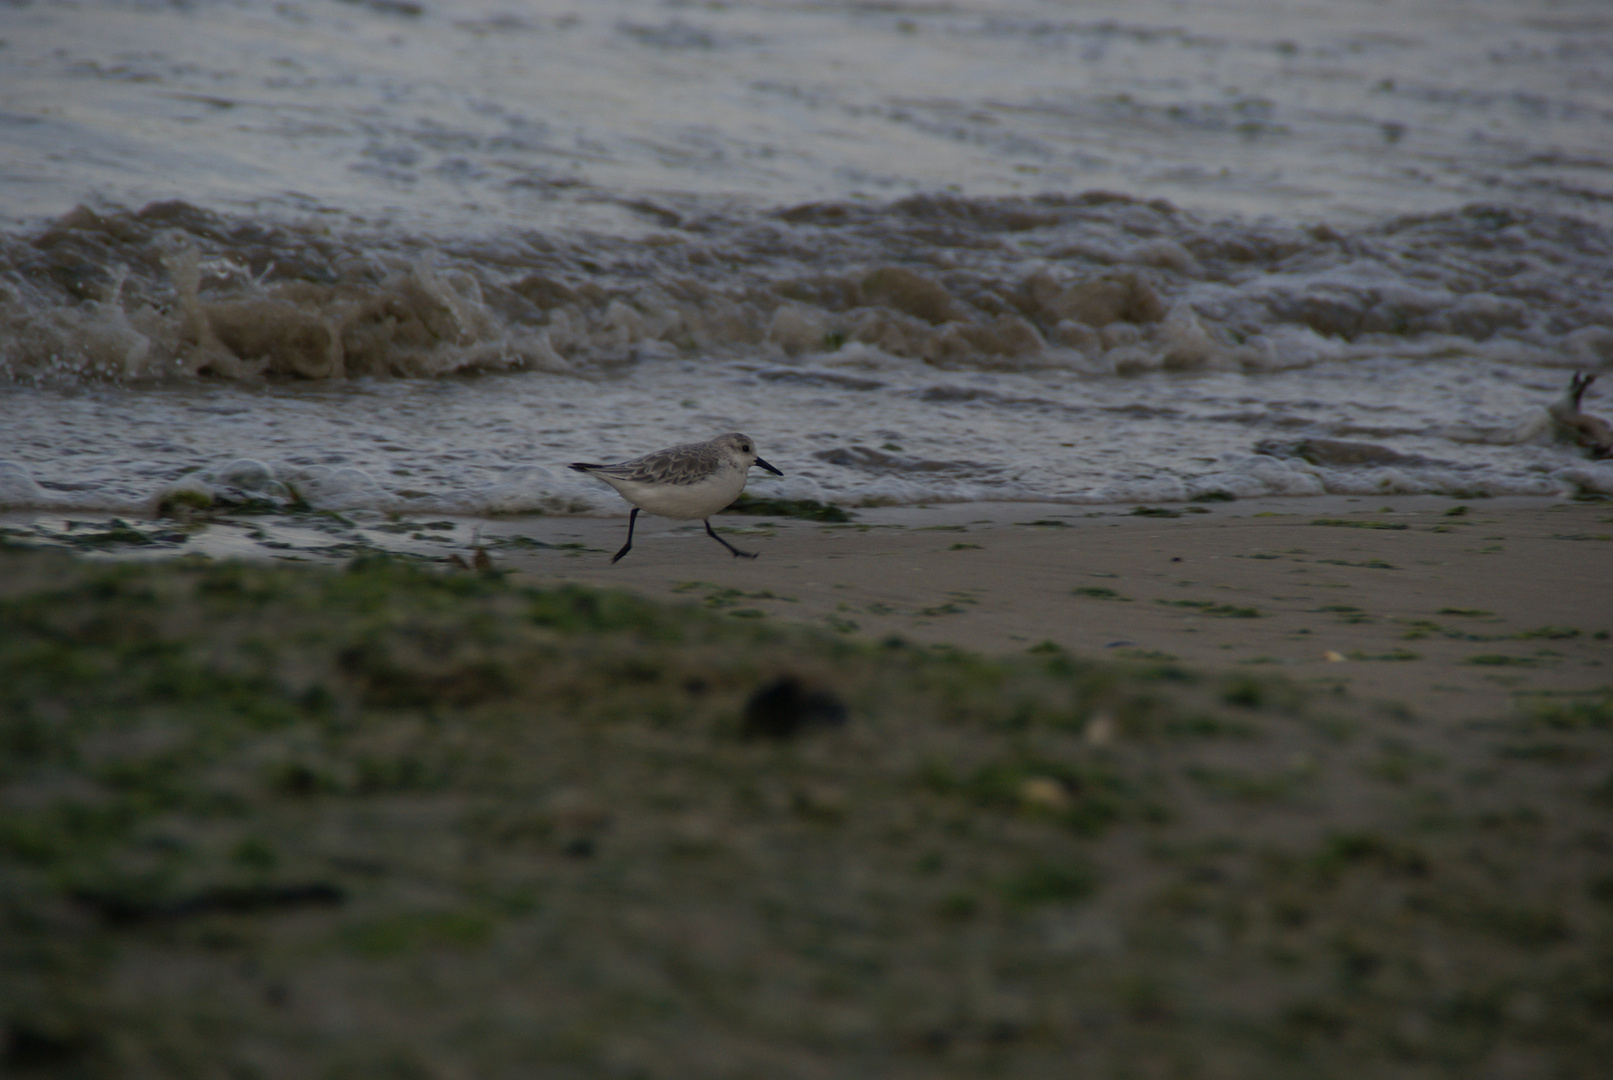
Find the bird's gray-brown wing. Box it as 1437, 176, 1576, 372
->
574, 441, 721, 486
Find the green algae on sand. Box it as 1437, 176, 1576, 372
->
1, 549, 1610, 1078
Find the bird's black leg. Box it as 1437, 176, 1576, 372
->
611, 507, 639, 564
705, 518, 758, 559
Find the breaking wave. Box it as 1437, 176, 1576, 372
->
4, 195, 1611, 386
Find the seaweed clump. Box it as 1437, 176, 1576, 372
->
723, 493, 853, 521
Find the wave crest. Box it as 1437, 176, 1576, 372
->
3, 196, 1610, 384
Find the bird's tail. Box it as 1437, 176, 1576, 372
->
569, 462, 605, 473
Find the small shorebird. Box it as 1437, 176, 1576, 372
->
569, 432, 784, 563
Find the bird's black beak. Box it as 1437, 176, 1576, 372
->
753, 457, 784, 476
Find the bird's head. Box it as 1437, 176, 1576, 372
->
717, 432, 783, 476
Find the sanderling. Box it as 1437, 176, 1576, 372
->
569, 432, 784, 563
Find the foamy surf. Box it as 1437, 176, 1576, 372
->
2, 0, 1611, 520
4, 198, 1611, 387
2, 194, 1610, 516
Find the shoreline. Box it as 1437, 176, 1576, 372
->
4, 494, 1610, 722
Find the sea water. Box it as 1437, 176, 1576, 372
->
3, 0, 1612, 518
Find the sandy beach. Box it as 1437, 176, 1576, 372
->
7, 494, 1609, 724
3, 498, 1611, 1076
480, 495, 1613, 725
5, 0, 1613, 1073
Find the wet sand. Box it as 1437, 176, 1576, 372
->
4, 494, 1609, 723
504, 495, 1613, 723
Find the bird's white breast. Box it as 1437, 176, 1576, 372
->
603, 467, 747, 519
